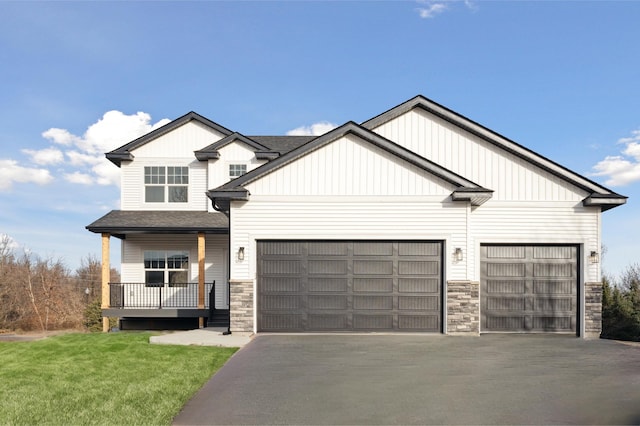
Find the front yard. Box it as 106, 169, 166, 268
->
0, 332, 237, 425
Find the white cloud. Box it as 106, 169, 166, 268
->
286, 121, 337, 136
415, 0, 477, 19
22, 147, 64, 165
42, 128, 81, 146
591, 129, 640, 186
417, 2, 448, 19
0, 233, 19, 251
0, 159, 53, 191
64, 171, 94, 185
48, 111, 169, 187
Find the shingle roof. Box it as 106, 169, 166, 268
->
249, 136, 316, 154
86, 210, 228, 237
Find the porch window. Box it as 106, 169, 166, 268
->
229, 164, 247, 179
144, 250, 189, 287
144, 166, 188, 203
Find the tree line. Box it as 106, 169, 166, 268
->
602, 265, 640, 342
0, 235, 119, 332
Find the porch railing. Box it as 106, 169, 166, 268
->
109, 282, 214, 309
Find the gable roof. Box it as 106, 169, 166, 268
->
362, 95, 626, 210
207, 121, 494, 208
106, 111, 234, 167
195, 132, 279, 161
195, 134, 315, 161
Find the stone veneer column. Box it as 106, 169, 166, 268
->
584, 281, 603, 338
446, 281, 480, 335
229, 279, 254, 332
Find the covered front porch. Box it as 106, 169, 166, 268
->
86, 210, 230, 332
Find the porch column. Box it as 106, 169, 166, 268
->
101, 233, 110, 332
198, 232, 205, 328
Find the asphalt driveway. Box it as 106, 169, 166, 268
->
173, 335, 640, 425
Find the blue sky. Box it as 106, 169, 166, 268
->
0, 0, 638, 278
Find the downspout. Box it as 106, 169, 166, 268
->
212, 198, 232, 336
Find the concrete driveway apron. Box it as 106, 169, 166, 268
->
173, 334, 640, 425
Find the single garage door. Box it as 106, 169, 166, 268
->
480, 245, 578, 333
257, 240, 442, 332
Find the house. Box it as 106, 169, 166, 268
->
87, 95, 626, 337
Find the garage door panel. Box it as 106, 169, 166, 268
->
353, 295, 393, 310
486, 263, 526, 277
261, 277, 301, 293
353, 242, 393, 256
261, 314, 303, 331
534, 280, 574, 294
353, 278, 393, 293
399, 242, 440, 256
308, 295, 348, 310
353, 260, 393, 275
399, 315, 439, 330
308, 314, 348, 330
262, 260, 302, 275
354, 314, 393, 329
399, 261, 438, 275
398, 296, 439, 310
308, 260, 348, 275
486, 280, 526, 294
258, 240, 442, 332
308, 242, 348, 256
481, 245, 577, 333
398, 278, 439, 293
308, 278, 348, 292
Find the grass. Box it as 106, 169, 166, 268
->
0, 332, 238, 425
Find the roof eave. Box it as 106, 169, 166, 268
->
582, 194, 628, 211
451, 188, 494, 206
106, 152, 134, 167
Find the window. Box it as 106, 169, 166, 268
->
144, 166, 188, 203
144, 250, 189, 287
229, 164, 247, 179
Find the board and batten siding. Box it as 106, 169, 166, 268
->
229, 198, 468, 281
121, 234, 228, 308
131, 121, 226, 157
469, 201, 600, 282
248, 135, 452, 196
371, 109, 589, 202
207, 142, 268, 211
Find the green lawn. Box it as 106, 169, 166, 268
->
0, 332, 238, 425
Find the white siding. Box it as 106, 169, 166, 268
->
207, 142, 268, 212
121, 234, 228, 308
230, 198, 468, 281
121, 159, 207, 210
372, 109, 588, 202
132, 121, 226, 157
120, 121, 226, 211
469, 201, 600, 282
247, 135, 453, 196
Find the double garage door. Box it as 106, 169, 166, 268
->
257, 240, 442, 332
256, 241, 578, 333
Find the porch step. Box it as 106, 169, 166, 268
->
207, 309, 230, 328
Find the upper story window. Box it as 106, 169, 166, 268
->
229, 164, 247, 180
144, 166, 188, 203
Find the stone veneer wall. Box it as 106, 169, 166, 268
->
584, 281, 602, 338
446, 281, 480, 335
229, 279, 254, 332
